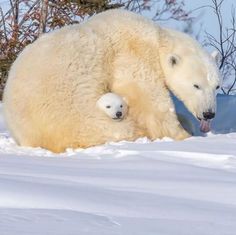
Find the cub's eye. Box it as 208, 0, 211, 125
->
106, 105, 111, 109
216, 85, 220, 90
194, 84, 200, 89
120, 105, 123, 108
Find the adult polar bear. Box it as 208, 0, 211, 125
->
3, 10, 220, 153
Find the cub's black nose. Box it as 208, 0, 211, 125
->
116, 111, 122, 118
203, 111, 215, 120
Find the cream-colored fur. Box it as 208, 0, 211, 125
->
3, 10, 220, 152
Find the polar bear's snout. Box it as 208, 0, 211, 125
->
202, 111, 215, 120
112, 111, 124, 121
116, 111, 123, 118
198, 108, 216, 133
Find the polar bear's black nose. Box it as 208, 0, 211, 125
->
116, 111, 122, 118
203, 111, 215, 120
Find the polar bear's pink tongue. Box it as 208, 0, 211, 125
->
200, 119, 211, 133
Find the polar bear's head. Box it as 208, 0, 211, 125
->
96, 93, 128, 121
160, 29, 221, 126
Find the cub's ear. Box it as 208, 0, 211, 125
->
168, 54, 180, 67
211, 50, 221, 66
122, 96, 129, 105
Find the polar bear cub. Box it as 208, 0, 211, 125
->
96, 93, 128, 121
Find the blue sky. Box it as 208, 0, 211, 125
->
148, 0, 234, 44
184, 0, 234, 40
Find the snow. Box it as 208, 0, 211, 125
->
1, 95, 236, 235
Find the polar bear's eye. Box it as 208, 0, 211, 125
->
194, 84, 200, 89
106, 105, 111, 109
120, 105, 123, 108
169, 55, 179, 67
216, 85, 220, 90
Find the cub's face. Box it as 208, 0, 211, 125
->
96, 93, 128, 121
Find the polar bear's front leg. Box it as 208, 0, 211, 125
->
111, 52, 190, 140
159, 111, 191, 140
83, 116, 144, 146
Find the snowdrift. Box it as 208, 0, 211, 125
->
0, 94, 236, 235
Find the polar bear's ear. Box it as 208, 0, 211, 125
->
168, 54, 180, 68
211, 50, 221, 66
122, 96, 129, 105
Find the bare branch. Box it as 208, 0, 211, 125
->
205, 0, 236, 94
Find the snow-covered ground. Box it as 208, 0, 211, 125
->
1, 95, 236, 235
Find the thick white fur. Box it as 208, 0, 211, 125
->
3, 10, 220, 152
96, 93, 128, 120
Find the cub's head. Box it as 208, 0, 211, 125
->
160, 29, 221, 128
96, 93, 128, 121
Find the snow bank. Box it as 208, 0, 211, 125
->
0, 95, 236, 235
